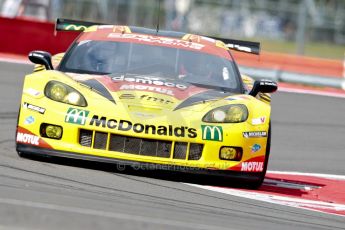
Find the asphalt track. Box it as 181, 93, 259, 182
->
0, 61, 344, 230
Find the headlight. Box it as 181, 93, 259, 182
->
45, 81, 87, 107
202, 104, 248, 123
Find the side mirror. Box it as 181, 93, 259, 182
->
249, 79, 278, 97
28, 51, 54, 70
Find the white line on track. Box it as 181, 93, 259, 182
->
0, 198, 229, 230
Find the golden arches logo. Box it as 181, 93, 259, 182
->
182, 34, 201, 43
65, 25, 87, 31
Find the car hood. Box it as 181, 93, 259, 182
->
66, 72, 239, 111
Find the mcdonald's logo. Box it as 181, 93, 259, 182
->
65, 25, 87, 31
65, 108, 89, 125
201, 125, 223, 141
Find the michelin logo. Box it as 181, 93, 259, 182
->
23, 102, 45, 114
243, 131, 267, 138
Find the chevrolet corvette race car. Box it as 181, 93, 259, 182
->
16, 19, 277, 188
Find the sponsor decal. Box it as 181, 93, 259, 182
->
96, 75, 208, 100
140, 95, 173, 104
251, 144, 261, 153
131, 112, 156, 119
227, 155, 265, 171
119, 94, 135, 99
24, 116, 35, 125
243, 131, 267, 138
120, 84, 174, 96
89, 115, 197, 138
16, 127, 52, 148
227, 44, 252, 53
23, 102, 45, 114
108, 33, 205, 50
112, 75, 187, 90
252, 117, 266, 125
65, 108, 89, 125
30, 53, 44, 59
201, 125, 223, 141
65, 25, 87, 31
16, 132, 39, 146
24, 88, 41, 97
260, 80, 277, 87
241, 162, 264, 172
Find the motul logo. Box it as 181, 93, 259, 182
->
241, 162, 263, 172
16, 132, 39, 145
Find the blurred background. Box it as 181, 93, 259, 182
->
0, 0, 344, 60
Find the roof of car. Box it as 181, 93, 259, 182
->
76, 25, 231, 58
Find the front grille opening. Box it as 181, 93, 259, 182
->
79, 130, 194, 160
79, 129, 93, 147
173, 142, 187, 159
94, 131, 108, 150
108, 134, 172, 158
140, 139, 157, 156
124, 137, 141, 154
188, 143, 203, 160
156, 141, 171, 158
109, 134, 125, 152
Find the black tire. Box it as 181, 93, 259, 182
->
244, 122, 271, 189
17, 151, 29, 158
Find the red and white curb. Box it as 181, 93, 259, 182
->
188, 171, 345, 217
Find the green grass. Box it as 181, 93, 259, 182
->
259, 39, 345, 60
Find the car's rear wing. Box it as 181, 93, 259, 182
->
210, 37, 261, 55
55, 18, 260, 55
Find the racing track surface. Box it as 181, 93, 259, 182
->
0, 61, 344, 230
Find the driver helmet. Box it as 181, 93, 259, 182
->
86, 41, 118, 72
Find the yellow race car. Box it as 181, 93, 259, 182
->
16, 19, 277, 188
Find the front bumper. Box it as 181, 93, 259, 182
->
16, 143, 263, 182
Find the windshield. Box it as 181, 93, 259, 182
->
59, 40, 241, 91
